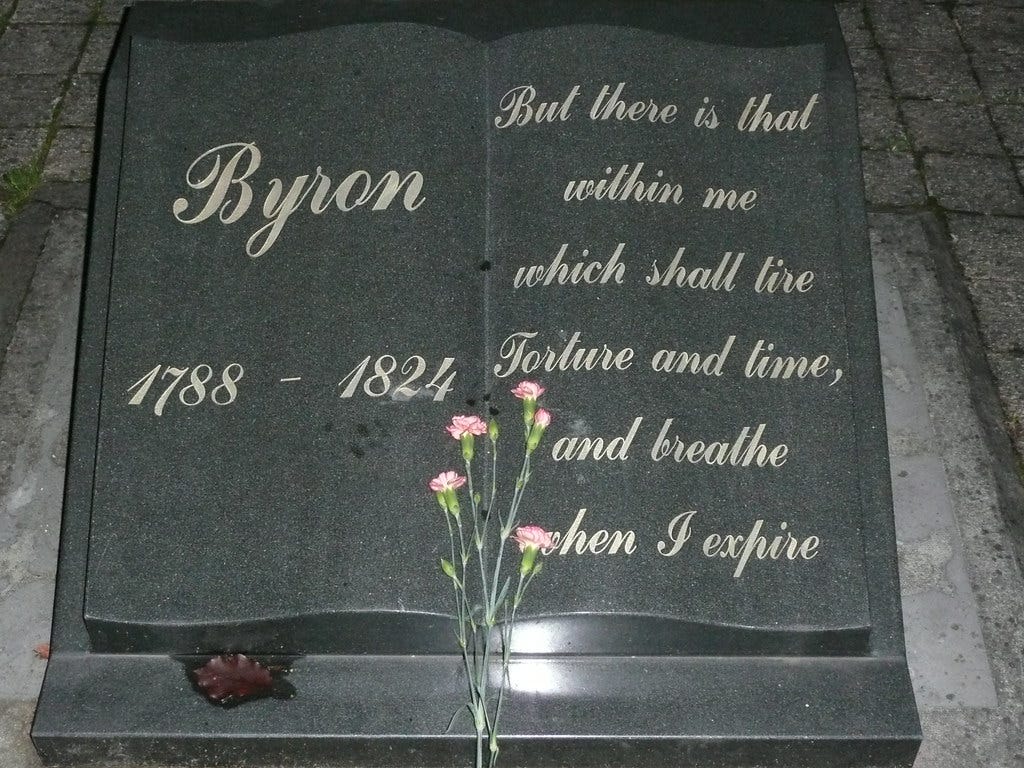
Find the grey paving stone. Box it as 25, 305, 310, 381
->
0, 203, 52, 372
872, 210, 1024, 768
0, 128, 44, 173
990, 104, 1024, 155
886, 48, 983, 102
956, 6, 1024, 53
58, 72, 99, 127
862, 149, 927, 206
965, 278, 1024, 353
0, 75, 61, 127
849, 45, 891, 94
923, 154, 1024, 214
34, 181, 88, 209
1016, 158, 1024, 187
100, 0, 130, 24
902, 101, 1004, 154
972, 53, 1024, 104
0, 701, 43, 768
917, 709, 1024, 768
989, 354, 1024, 458
76, 23, 117, 75
990, 353, 1024, 415
836, 3, 874, 48
12, 0, 95, 24
857, 93, 911, 150
0, 209, 83, 706
869, 0, 963, 49
951, 0, 1024, 6
41, 128, 92, 182
947, 214, 1024, 284
873, 248, 999, 713
0, 25, 83, 75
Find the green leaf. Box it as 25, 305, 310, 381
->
495, 576, 511, 607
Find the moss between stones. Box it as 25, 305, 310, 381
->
0, 161, 43, 217
0, 0, 103, 217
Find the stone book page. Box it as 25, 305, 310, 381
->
82, 15, 872, 656
487, 26, 871, 653
85, 24, 489, 652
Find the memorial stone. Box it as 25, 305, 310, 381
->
33, 2, 922, 766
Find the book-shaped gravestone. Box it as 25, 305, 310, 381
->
33, 1, 922, 766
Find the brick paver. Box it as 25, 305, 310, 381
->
0, 126, 43, 169
42, 126, 91, 181
972, 53, 1024, 103
58, 71, 98, 126
886, 48, 982, 102
11, 0, 94, 24
923, 154, 1024, 214
77, 23, 116, 74
0, 24, 82, 75
0, 74, 60, 126
863, 149, 929, 206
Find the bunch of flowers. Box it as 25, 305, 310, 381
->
428, 380, 554, 768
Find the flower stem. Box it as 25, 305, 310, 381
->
445, 510, 479, 748
480, 437, 500, 552
460, 462, 489, 768
488, 572, 527, 768
477, 449, 533, 768
489, 452, 531, 614
466, 458, 491, 632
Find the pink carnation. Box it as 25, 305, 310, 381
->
533, 408, 552, 428
512, 525, 555, 552
446, 414, 488, 440
511, 381, 545, 401
428, 471, 467, 493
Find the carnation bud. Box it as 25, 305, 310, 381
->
520, 546, 539, 576
440, 558, 457, 579
526, 424, 545, 453
444, 487, 460, 517
488, 419, 499, 443
526, 409, 551, 452
523, 398, 537, 426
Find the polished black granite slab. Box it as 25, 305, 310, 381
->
33, 1, 921, 765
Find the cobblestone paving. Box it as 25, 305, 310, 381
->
842, 0, 1024, 465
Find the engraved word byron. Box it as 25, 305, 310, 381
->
171, 142, 426, 258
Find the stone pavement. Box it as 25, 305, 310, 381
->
841, 0, 1024, 552
0, 1, 1023, 767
